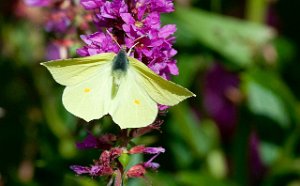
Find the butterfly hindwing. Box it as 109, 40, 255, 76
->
128, 57, 195, 106
109, 67, 158, 129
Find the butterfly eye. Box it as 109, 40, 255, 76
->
133, 99, 141, 105
84, 88, 91, 93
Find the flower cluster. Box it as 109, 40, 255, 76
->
203, 64, 240, 140
23, 0, 93, 60
71, 133, 165, 178
24, 0, 87, 33
78, 0, 178, 79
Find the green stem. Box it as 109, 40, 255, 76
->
282, 113, 300, 159
232, 107, 251, 185
114, 169, 122, 186
246, 0, 268, 23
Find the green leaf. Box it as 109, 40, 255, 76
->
259, 142, 281, 166
173, 54, 208, 86
118, 153, 130, 169
177, 171, 236, 186
128, 172, 178, 186
63, 174, 99, 186
247, 80, 289, 127
242, 69, 297, 127
169, 104, 219, 157
174, 7, 275, 67
207, 150, 227, 179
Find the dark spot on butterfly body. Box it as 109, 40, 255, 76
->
111, 49, 128, 99
112, 49, 128, 72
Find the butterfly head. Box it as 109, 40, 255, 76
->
112, 49, 128, 72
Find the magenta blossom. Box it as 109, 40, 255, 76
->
45, 10, 71, 33
45, 41, 67, 60
77, 0, 177, 79
249, 132, 266, 185
129, 145, 165, 154
80, 0, 106, 10
24, 0, 51, 7
70, 164, 113, 176
70, 147, 122, 176
71, 144, 165, 177
76, 132, 116, 150
125, 146, 164, 178
77, 32, 120, 56
203, 64, 240, 140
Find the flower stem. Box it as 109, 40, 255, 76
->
114, 169, 122, 186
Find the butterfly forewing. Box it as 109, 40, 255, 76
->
41, 53, 115, 86
62, 62, 113, 122
128, 57, 195, 106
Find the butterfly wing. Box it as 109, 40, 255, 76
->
128, 57, 196, 106
109, 67, 158, 129
41, 53, 116, 122
62, 62, 113, 122
41, 53, 116, 86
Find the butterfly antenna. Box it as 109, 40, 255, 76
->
134, 34, 147, 43
106, 29, 121, 49
127, 42, 140, 56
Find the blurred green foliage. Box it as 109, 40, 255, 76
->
1, 0, 300, 186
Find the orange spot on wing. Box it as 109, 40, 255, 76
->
84, 88, 91, 93
134, 99, 141, 105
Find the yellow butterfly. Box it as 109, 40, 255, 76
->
41, 49, 195, 129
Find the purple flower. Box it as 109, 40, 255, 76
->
80, 0, 106, 10
266, 3, 280, 28
45, 42, 67, 60
126, 154, 161, 177
70, 147, 123, 176
78, 0, 177, 79
121, 12, 161, 34
144, 147, 165, 154
130, 0, 174, 14
126, 164, 146, 178
76, 133, 99, 149
76, 132, 116, 150
24, 0, 51, 7
70, 165, 91, 175
248, 132, 266, 185
149, 0, 175, 13
143, 152, 161, 170
25, 0, 86, 34
70, 164, 113, 176
45, 10, 71, 33
126, 146, 163, 177
203, 64, 240, 140
144, 162, 160, 169
77, 32, 120, 56
93, 0, 128, 28
76, 133, 117, 149
128, 145, 164, 171
129, 145, 165, 154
